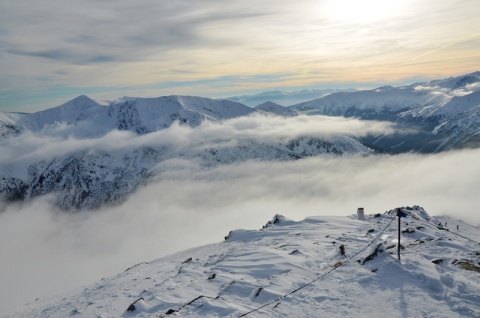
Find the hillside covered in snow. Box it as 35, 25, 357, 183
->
224, 88, 358, 107
290, 72, 480, 153
3, 206, 479, 317
0, 95, 255, 138
0, 95, 377, 210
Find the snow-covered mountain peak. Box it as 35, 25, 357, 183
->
224, 88, 358, 107
385, 205, 439, 223
2, 93, 375, 210
5, 206, 479, 317
374, 85, 394, 92
19, 95, 106, 132
0, 95, 257, 138
429, 72, 480, 91
44, 95, 101, 113
255, 101, 298, 117
287, 71, 480, 152
66, 94, 99, 105
105, 95, 256, 132
111, 96, 140, 104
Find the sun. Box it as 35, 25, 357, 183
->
325, 0, 406, 24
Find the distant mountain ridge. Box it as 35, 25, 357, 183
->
0, 95, 255, 138
0, 95, 371, 210
1, 72, 480, 210
255, 101, 299, 117
224, 88, 358, 107
290, 71, 480, 152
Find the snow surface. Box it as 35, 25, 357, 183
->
288, 72, 480, 152
290, 72, 480, 120
0, 95, 255, 139
3, 206, 479, 317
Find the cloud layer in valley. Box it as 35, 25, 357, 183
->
0, 114, 394, 166
1, 149, 480, 311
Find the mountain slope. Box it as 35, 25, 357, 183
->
290, 72, 480, 152
0, 95, 256, 138
224, 89, 358, 107
0, 95, 375, 210
110, 96, 256, 133
255, 101, 298, 117
0, 134, 372, 210
3, 206, 479, 317
2, 72, 480, 210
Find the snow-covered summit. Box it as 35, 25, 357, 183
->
0, 95, 256, 138
225, 88, 358, 107
291, 72, 480, 117
289, 72, 480, 152
385, 205, 440, 223
4, 206, 479, 317
25, 95, 105, 130
255, 101, 298, 117
427, 71, 480, 90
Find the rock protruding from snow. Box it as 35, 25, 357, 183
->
262, 214, 290, 229
385, 206, 441, 225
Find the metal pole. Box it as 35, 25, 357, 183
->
397, 208, 401, 261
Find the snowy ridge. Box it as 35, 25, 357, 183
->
114, 96, 256, 133
291, 72, 480, 116
1, 72, 480, 209
0, 95, 255, 138
290, 72, 480, 152
0, 134, 371, 210
427, 72, 480, 90
0, 112, 23, 137
1, 71, 480, 151
0, 94, 374, 210
224, 89, 358, 107
4, 206, 479, 317
25, 95, 106, 131
255, 101, 299, 117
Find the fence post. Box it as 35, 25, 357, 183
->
397, 208, 401, 261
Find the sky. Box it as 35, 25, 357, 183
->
1, 114, 480, 310
1, 0, 480, 112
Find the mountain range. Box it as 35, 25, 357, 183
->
3, 206, 479, 317
0, 96, 370, 210
287, 72, 480, 153
1, 72, 480, 210
224, 88, 358, 107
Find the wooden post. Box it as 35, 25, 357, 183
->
397, 208, 401, 261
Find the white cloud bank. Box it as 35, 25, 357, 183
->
0, 114, 394, 166
1, 148, 480, 311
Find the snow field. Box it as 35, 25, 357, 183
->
4, 207, 479, 317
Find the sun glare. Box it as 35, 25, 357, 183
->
326, 0, 405, 24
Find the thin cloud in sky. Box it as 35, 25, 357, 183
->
1, 0, 479, 111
